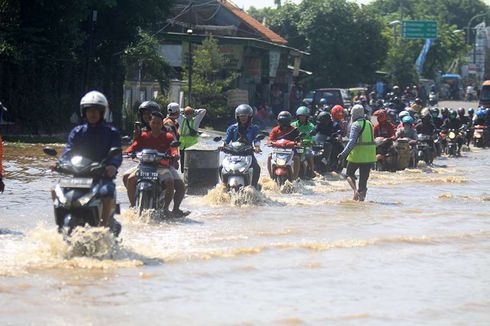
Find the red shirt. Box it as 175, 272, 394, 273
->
374, 122, 396, 139
126, 131, 178, 157
269, 125, 300, 142
0, 135, 3, 176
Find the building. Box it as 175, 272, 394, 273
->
123, 0, 307, 115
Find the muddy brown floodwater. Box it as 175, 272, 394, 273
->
1, 134, 489, 324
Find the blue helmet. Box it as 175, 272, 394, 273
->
402, 115, 413, 124
319, 98, 328, 105
476, 109, 486, 118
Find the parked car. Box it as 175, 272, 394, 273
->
307, 88, 352, 110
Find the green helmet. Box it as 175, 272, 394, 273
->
296, 106, 309, 116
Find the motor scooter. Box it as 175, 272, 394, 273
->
43, 147, 122, 237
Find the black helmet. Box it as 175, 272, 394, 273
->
415, 98, 422, 105
441, 107, 449, 115
138, 101, 161, 114
457, 107, 465, 116
316, 111, 332, 124
277, 111, 292, 128
235, 104, 254, 122
468, 108, 475, 115
429, 107, 439, 118
449, 109, 457, 119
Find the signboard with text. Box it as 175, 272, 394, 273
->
401, 20, 438, 39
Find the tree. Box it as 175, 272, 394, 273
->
184, 35, 237, 123
0, 0, 174, 133
247, 0, 388, 88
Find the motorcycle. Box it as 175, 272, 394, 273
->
43, 147, 122, 237
416, 134, 434, 165
129, 143, 179, 216
269, 138, 297, 186
217, 134, 265, 191
375, 137, 398, 172
445, 129, 460, 156
311, 131, 343, 174
472, 125, 487, 148
428, 92, 438, 106
465, 86, 477, 102
394, 138, 417, 169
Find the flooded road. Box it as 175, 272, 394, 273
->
1, 135, 490, 324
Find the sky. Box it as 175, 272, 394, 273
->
232, 0, 373, 10
232, 0, 490, 10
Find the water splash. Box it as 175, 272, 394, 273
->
202, 184, 276, 206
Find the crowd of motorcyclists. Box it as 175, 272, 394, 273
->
1, 84, 489, 237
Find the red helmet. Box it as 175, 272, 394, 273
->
374, 109, 388, 123
331, 105, 344, 120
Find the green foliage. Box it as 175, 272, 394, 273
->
249, 0, 388, 88
184, 35, 237, 123
0, 0, 174, 133
123, 31, 171, 90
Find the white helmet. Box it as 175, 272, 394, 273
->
80, 90, 109, 119
167, 102, 180, 116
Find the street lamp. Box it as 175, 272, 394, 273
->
389, 20, 401, 41
466, 13, 487, 44
187, 28, 193, 106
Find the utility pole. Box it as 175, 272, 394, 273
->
187, 2, 193, 106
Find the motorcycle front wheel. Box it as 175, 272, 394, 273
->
137, 191, 153, 216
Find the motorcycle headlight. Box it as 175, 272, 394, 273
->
475, 133, 482, 138
448, 132, 456, 139
277, 158, 286, 166
141, 153, 158, 163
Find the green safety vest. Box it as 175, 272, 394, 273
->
291, 120, 315, 147
347, 119, 376, 163
180, 117, 198, 149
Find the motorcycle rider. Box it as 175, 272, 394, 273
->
291, 106, 316, 177
59, 91, 122, 228
268, 111, 300, 180
373, 109, 396, 139
163, 102, 181, 140
337, 104, 376, 201
416, 109, 437, 136
430, 107, 444, 129
442, 109, 464, 155
440, 107, 450, 123
178, 106, 207, 172
396, 116, 418, 140
134, 101, 160, 141
467, 108, 475, 121
124, 111, 188, 217
411, 98, 423, 114
224, 104, 262, 189
331, 105, 347, 137
457, 107, 471, 146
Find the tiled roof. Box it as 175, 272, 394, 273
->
219, 0, 288, 45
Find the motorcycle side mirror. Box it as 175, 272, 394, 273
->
107, 147, 122, 158
310, 130, 318, 136
213, 136, 223, 142
43, 147, 58, 157
261, 131, 270, 137
170, 140, 181, 147
255, 134, 266, 141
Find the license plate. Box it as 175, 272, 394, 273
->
59, 178, 93, 188
137, 171, 159, 180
